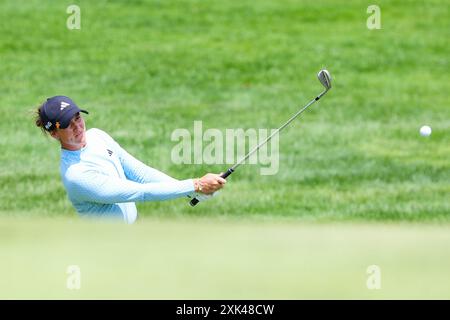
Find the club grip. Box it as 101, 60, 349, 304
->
220, 168, 234, 178
189, 168, 235, 207
189, 197, 200, 206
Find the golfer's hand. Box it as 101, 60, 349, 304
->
195, 173, 226, 194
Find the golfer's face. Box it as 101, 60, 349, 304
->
58, 113, 86, 148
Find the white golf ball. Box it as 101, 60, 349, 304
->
420, 125, 432, 137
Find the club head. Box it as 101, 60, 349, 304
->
318, 69, 332, 91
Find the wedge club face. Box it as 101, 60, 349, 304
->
318, 69, 332, 90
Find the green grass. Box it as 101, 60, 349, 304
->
0, 0, 449, 221
1, 217, 450, 299
0, 0, 449, 299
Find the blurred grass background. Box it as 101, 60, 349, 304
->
1, 218, 450, 299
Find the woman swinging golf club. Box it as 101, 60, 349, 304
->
34, 96, 225, 224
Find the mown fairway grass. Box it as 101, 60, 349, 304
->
0, 0, 449, 299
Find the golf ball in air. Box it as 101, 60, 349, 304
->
420, 125, 432, 137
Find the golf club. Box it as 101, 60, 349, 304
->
190, 69, 332, 206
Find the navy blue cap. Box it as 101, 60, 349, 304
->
41, 96, 88, 131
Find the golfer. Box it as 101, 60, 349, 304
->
35, 96, 226, 224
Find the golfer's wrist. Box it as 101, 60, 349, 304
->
193, 178, 203, 193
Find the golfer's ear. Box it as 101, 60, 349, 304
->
50, 130, 59, 140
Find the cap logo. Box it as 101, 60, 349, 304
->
45, 121, 52, 130
60, 101, 70, 110
55, 122, 60, 129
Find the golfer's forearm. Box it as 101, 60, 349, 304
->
68, 175, 195, 204
123, 179, 196, 203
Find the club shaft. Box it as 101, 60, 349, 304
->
190, 88, 328, 207
232, 89, 327, 171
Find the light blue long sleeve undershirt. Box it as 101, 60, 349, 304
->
60, 128, 195, 224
